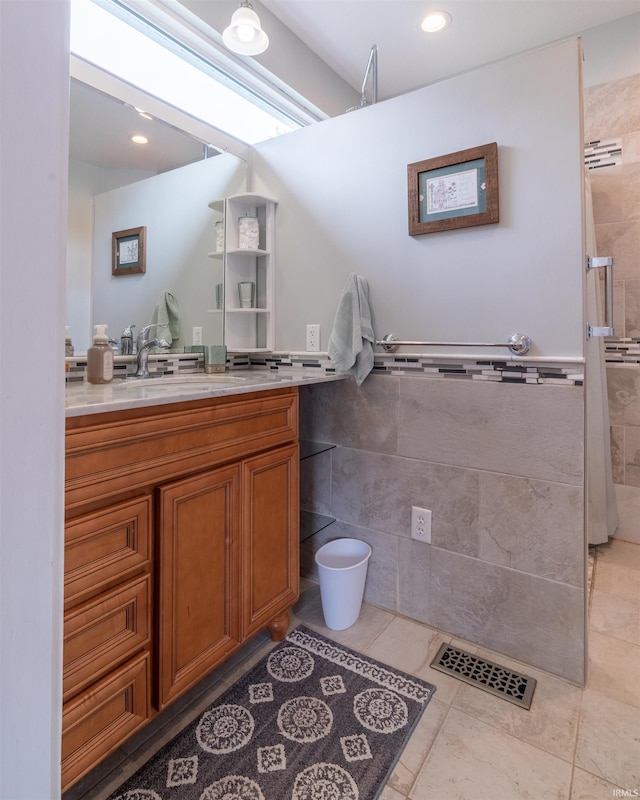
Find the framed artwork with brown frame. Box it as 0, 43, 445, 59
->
408, 142, 499, 236
112, 226, 146, 276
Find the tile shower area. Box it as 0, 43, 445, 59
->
585, 72, 640, 544
298, 365, 586, 685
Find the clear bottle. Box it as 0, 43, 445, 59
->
64, 326, 74, 356
87, 324, 114, 384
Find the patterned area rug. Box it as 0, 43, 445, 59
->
107, 625, 436, 800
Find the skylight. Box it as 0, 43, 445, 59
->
70, 0, 302, 145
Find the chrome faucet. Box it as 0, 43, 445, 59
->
135, 324, 170, 378
137, 323, 166, 347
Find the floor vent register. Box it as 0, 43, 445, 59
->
430, 643, 537, 709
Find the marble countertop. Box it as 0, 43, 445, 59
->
65, 371, 345, 417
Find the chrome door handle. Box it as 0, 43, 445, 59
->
586, 255, 614, 338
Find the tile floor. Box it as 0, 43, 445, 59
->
64, 537, 640, 800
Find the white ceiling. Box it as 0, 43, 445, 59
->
261, 0, 640, 100
70, 0, 639, 172
69, 80, 208, 173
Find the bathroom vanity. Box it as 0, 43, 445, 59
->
61, 372, 339, 791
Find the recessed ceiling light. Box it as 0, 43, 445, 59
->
420, 10, 452, 33
131, 134, 148, 144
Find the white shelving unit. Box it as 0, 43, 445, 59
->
208, 193, 277, 352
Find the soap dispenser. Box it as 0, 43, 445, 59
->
87, 324, 114, 384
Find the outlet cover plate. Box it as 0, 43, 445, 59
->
411, 506, 432, 543
306, 324, 320, 352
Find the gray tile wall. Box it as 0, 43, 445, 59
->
608, 364, 640, 487
299, 375, 586, 684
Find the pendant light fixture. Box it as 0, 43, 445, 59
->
222, 1, 269, 55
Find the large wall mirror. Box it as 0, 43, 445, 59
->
67, 77, 248, 353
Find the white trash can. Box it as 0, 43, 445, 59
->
315, 538, 372, 630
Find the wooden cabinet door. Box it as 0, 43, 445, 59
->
156, 464, 240, 709
241, 444, 299, 639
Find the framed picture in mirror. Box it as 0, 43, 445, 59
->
112, 226, 146, 275
408, 143, 499, 236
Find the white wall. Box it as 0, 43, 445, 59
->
581, 13, 640, 86
0, 2, 67, 797
251, 39, 585, 358
92, 155, 247, 350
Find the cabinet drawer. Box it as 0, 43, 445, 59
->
61, 651, 150, 793
65, 388, 298, 510
63, 574, 151, 702
65, 496, 151, 609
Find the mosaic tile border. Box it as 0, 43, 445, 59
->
65, 350, 588, 386
605, 338, 640, 365
65, 352, 208, 383
246, 353, 585, 386
584, 138, 622, 170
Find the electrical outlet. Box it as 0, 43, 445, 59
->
306, 324, 320, 352
192, 326, 203, 346
411, 506, 432, 543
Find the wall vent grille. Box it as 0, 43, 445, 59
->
430, 644, 537, 709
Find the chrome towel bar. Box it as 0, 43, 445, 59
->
376, 333, 532, 355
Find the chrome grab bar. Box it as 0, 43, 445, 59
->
376, 332, 532, 355
586, 256, 614, 338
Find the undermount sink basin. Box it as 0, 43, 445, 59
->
121, 374, 250, 387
